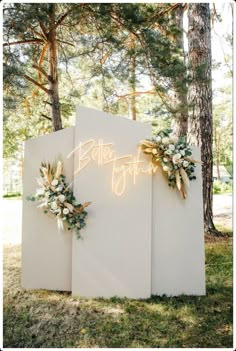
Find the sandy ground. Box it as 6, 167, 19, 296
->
2, 195, 233, 245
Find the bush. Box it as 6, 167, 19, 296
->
213, 180, 232, 194
3, 192, 22, 198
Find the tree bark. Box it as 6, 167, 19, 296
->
129, 35, 137, 121
172, 4, 188, 138
48, 4, 62, 131
187, 4, 221, 236
214, 126, 221, 180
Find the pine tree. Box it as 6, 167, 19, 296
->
171, 4, 188, 137
187, 4, 220, 236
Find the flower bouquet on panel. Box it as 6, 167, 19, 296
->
27, 159, 91, 238
140, 129, 201, 199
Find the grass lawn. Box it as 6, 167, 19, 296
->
3, 236, 232, 348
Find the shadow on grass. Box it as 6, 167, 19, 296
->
3, 241, 233, 348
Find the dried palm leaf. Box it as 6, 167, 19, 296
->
57, 217, 64, 232
75, 201, 91, 214
175, 170, 181, 191
180, 167, 190, 188
65, 202, 74, 212
41, 167, 51, 184
55, 160, 63, 179
143, 147, 153, 154
184, 157, 201, 164
140, 140, 157, 148
181, 184, 187, 199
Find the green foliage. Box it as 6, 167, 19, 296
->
213, 181, 232, 195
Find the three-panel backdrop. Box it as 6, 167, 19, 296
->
22, 106, 205, 298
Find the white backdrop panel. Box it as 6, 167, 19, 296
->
72, 106, 152, 298
22, 127, 74, 291
152, 147, 205, 296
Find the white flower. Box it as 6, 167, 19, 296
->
168, 144, 175, 151
58, 194, 66, 203
45, 191, 50, 198
163, 165, 169, 172
63, 208, 70, 215
163, 157, 169, 162
36, 188, 44, 196
180, 150, 185, 156
51, 201, 58, 210
172, 153, 182, 164
51, 179, 58, 186
56, 185, 63, 192
170, 136, 178, 143
162, 137, 169, 145
155, 136, 161, 142
183, 160, 189, 168
165, 150, 172, 155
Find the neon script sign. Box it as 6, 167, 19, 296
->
68, 139, 158, 196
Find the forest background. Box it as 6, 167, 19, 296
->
2, 2, 233, 236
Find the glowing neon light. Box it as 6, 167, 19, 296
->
67, 139, 158, 196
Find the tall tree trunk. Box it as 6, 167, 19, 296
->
214, 126, 221, 180
129, 35, 137, 121
172, 4, 188, 138
187, 4, 220, 236
48, 4, 62, 131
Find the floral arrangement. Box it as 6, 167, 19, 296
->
27, 160, 91, 238
140, 129, 200, 199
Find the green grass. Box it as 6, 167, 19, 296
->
3, 238, 232, 348
3, 193, 22, 199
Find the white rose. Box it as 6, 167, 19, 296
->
165, 150, 172, 155
170, 136, 178, 143
172, 153, 182, 164
162, 137, 169, 145
180, 150, 185, 156
163, 157, 169, 162
45, 191, 50, 198
58, 194, 66, 203
183, 160, 189, 168
63, 208, 70, 215
36, 188, 44, 196
51, 179, 58, 186
51, 201, 58, 210
168, 144, 175, 151
163, 165, 169, 172
155, 136, 161, 142
56, 185, 63, 192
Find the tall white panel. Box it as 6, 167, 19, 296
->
151, 147, 206, 296
22, 128, 74, 291
72, 106, 152, 298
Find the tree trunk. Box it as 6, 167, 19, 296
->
129, 35, 137, 121
214, 126, 221, 180
172, 4, 188, 138
48, 4, 62, 131
187, 4, 221, 236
